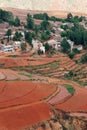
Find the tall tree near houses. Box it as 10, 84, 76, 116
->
21, 42, 26, 51
25, 31, 33, 47
6, 29, 12, 41
14, 16, 20, 26
26, 13, 34, 30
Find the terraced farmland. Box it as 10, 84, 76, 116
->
0, 52, 87, 129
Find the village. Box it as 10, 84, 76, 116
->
0, 10, 86, 58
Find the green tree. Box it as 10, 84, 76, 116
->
25, 31, 32, 46
66, 13, 73, 22
81, 54, 87, 64
21, 43, 26, 51
9, 19, 15, 26
13, 31, 22, 41
83, 30, 87, 49
6, 29, 12, 41
26, 13, 34, 30
33, 13, 49, 20
67, 13, 73, 19
1, 10, 14, 22
44, 43, 51, 51
38, 49, 43, 55
41, 20, 50, 30
68, 52, 75, 59
64, 24, 87, 46
61, 38, 71, 53
43, 13, 49, 20
34, 24, 40, 35
14, 16, 20, 26
41, 31, 50, 41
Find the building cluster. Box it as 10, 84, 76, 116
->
0, 41, 21, 53
0, 19, 84, 54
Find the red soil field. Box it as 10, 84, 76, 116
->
0, 81, 36, 102
0, 102, 50, 130
0, 81, 56, 108
0, 58, 29, 67
75, 104, 87, 111
0, 72, 6, 80
0, 82, 6, 94
0, 57, 59, 67
0, 80, 56, 129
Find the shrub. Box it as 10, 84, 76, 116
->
64, 70, 74, 79
73, 48, 80, 54
44, 43, 51, 51
61, 24, 68, 30
81, 53, 87, 64
68, 52, 75, 59
64, 84, 75, 95
61, 38, 71, 53
21, 43, 26, 51
38, 50, 43, 55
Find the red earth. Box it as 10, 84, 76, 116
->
0, 57, 60, 67
0, 102, 51, 130
0, 81, 56, 108
0, 81, 56, 129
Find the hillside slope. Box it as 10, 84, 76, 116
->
0, 0, 87, 14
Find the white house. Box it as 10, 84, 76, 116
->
32, 40, 43, 50
13, 41, 21, 49
67, 39, 74, 52
32, 40, 45, 54
47, 39, 61, 50
74, 45, 83, 51
1, 45, 15, 52
39, 46, 45, 54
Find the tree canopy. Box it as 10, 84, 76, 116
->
0, 9, 14, 22
25, 31, 33, 46
26, 14, 34, 30
61, 38, 71, 53
14, 16, 20, 26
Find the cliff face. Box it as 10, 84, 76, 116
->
0, 0, 87, 14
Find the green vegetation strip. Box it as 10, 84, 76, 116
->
78, 81, 87, 86
19, 73, 32, 78
64, 84, 75, 95
7, 54, 19, 57
50, 63, 59, 70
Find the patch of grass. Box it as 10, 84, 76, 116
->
19, 73, 32, 78
78, 81, 87, 86
64, 84, 75, 95
0, 63, 5, 68
50, 63, 59, 70
7, 54, 19, 57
